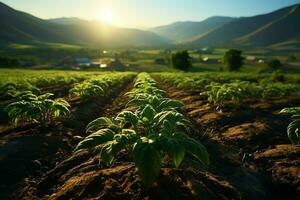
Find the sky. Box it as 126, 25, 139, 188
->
2, 0, 300, 28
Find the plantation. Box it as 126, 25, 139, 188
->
0, 69, 300, 199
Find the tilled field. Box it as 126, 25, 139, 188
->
157, 80, 300, 199
0, 72, 299, 200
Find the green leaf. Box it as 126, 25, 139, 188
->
174, 132, 209, 167
86, 117, 118, 133
287, 119, 300, 144
155, 111, 187, 128
75, 128, 115, 151
132, 138, 162, 187
100, 137, 128, 166
115, 111, 139, 127
126, 97, 148, 107
100, 143, 115, 166
159, 136, 185, 168
139, 104, 156, 122
158, 99, 184, 111
38, 93, 54, 100
52, 103, 70, 117
280, 107, 300, 119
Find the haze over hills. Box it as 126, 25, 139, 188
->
151, 16, 237, 43
186, 3, 300, 49
0, 1, 300, 49
0, 2, 170, 48
48, 17, 89, 25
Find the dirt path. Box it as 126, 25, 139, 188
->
155, 79, 300, 199
0, 77, 135, 200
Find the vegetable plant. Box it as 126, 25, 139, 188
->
5, 92, 70, 128
75, 73, 209, 187
200, 81, 255, 110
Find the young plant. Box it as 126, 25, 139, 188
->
280, 107, 300, 144
5, 92, 70, 128
75, 73, 209, 187
200, 81, 252, 110
76, 105, 209, 187
69, 80, 107, 101
69, 73, 135, 101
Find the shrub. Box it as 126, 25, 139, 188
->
171, 50, 192, 71
268, 59, 282, 69
0, 56, 21, 68
223, 49, 244, 71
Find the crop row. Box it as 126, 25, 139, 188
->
155, 73, 300, 144
69, 72, 136, 101
4, 73, 135, 128
75, 73, 209, 186
156, 73, 300, 108
0, 72, 88, 100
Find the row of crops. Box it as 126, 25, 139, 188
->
156, 73, 300, 108
3, 72, 135, 127
0, 70, 93, 100
154, 72, 300, 144
75, 73, 209, 186
69, 73, 135, 101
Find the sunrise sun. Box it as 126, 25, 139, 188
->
99, 8, 115, 24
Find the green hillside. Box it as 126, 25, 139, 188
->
152, 16, 236, 42
0, 2, 170, 48
188, 3, 300, 49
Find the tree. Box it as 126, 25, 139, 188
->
223, 49, 243, 71
0, 56, 21, 68
171, 50, 192, 71
268, 59, 282, 69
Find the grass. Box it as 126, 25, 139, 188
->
7, 42, 83, 50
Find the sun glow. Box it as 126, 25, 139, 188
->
100, 8, 116, 24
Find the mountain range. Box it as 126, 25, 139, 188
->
0, 1, 300, 49
151, 16, 237, 43
0, 2, 169, 48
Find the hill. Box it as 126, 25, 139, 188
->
0, 2, 170, 48
151, 16, 236, 43
187, 3, 300, 48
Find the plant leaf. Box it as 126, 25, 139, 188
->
159, 136, 185, 168
75, 128, 115, 151
86, 117, 118, 133
132, 138, 162, 187
139, 104, 156, 123
116, 111, 139, 127
158, 99, 184, 111
174, 132, 209, 166
287, 119, 300, 144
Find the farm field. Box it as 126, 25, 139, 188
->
0, 69, 299, 199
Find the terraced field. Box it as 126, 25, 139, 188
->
0, 70, 299, 199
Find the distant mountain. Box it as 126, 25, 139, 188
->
0, 2, 170, 47
187, 3, 300, 48
48, 17, 88, 25
151, 16, 237, 43
1, 1, 299, 49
